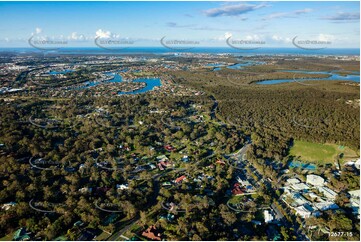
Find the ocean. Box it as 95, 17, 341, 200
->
0, 47, 359, 56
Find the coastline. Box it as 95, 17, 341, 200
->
0, 47, 360, 56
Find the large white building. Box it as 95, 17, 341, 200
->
306, 175, 324, 186
314, 202, 339, 211
348, 190, 360, 198
317, 186, 338, 201
294, 205, 313, 218
355, 159, 360, 169
290, 183, 310, 191
286, 178, 301, 185
348, 190, 360, 218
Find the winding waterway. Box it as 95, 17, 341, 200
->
257, 70, 360, 85
81, 72, 162, 94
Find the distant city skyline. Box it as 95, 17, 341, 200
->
0, 1, 359, 48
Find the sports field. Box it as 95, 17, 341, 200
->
289, 140, 359, 164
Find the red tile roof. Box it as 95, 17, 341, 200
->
175, 175, 187, 183
216, 160, 226, 165
142, 225, 161, 241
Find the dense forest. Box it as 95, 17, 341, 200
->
170, 60, 360, 160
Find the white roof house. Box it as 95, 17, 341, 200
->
78, 187, 92, 193
116, 184, 129, 190
306, 175, 324, 186
264, 210, 274, 223
237, 177, 251, 187
1, 202, 16, 211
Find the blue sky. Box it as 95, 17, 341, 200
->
0, 1, 359, 48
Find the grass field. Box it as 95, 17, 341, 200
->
289, 140, 359, 164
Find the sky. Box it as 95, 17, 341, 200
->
0, 1, 359, 48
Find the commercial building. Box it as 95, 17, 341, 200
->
306, 175, 324, 186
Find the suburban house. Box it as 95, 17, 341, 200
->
264, 210, 274, 223
78, 187, 93, 194
216, 159, 226, 165
141, 225, 162, 241
158, 160, 172, 170
116, 184, 129, 190
232, 183, 246, 196
1, 202, 16, 211
181, 155, 189, 162
164, 145, 175, 152
162, 182, 172, 187
236, 177, 255, 192
174, 175, 187, 184
159, 213, 175, 222
157, 163, 165, 171
147, 163, 156, 170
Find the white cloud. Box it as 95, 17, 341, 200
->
322, 12, 359, 21
271, 35, 291, 43
213, 32, 233, 41
224, 32, 233, 39
70, 32, 78, 40
294, 8, 313, 15
204, 3, 268, 17
271, 35, 282, 41
245, 34, 262, 41
317, 34, 334, 42
212, 33, 267, 43
290, 34, 335, 42
69, 32, 86, 41
95, 29, 122, 39
263, 8, 313, 20
95, 29, 112, 38
35, 27, 42, 34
